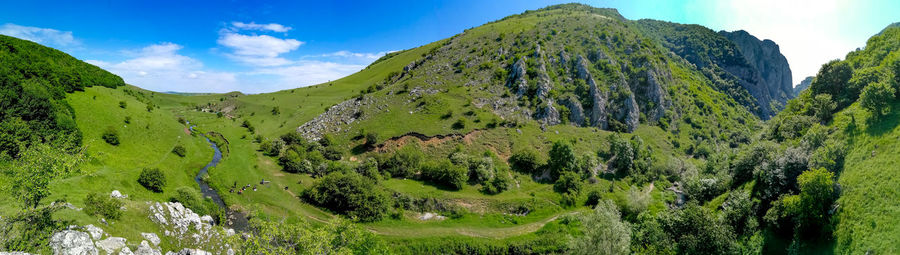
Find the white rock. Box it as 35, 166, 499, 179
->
84, 224, 104, 240
118, 247, 134, 255
167, 249, 211, 255
49, 230, 98, 255
141, 232, 161, 246
134, 241, 162, 255
96, 237, 127, 253
110, 190, 128, 198
199, 215, 213, 223
0, 252, 35, 255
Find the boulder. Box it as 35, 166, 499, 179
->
84, 224, 104, 240
118, 247, 134, 255
165, 249, 211, 255
110, 190, 127, 199
96, 237, 127, 254
509, 58, 529, 98
134, 241, 162, 255
49, 230, 98, 255
141, 232, 161, 246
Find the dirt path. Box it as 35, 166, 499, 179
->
367, 211, 577, 239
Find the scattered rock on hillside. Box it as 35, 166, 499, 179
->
85, 224, 104, 240
165, 249, 212, 255
297, 97, 375, 141
96, 237, 127, 253
50, 230, 98, 255
142, 232, 161, 246
134, 241, 162, 255
110, 190, 128, 198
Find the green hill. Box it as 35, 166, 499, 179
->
3, 3, 898, 255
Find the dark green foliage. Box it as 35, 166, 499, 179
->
607, 134, 651, 177
764, 168, 835, 240
259, 139, 283, 156
271, 106, 280, 115
124, 116, 131, 124
547, 140, 577, 180
860, 81, 895, 118
720, 190, 757, 236
280, 132, 307, 146
585, 190, 602, 207
0, 202, 70, 252
554, 171, 582, 194
138, 168, 166, 193
241, 120, 255, 133
101, 126, 120, 146
659, 204, 737, 254
810, 60, 854, 108
421, 159, 467, 190
118, 101, 127, 109
482, 172, 512, 195
364, 131, 378, 148
305, 171, 389, 222
809, 94, 836, 122
357, 158, 381, 182
171, 145, 186, 157
319, 134, 335, 147
730, 141, 776, 187
452, 118, 466, 129
509, 147, 544, 174
83, 192, 123, 220
322, 146, 343, 161
0, 35, 123, 158
382, 146, 423, 178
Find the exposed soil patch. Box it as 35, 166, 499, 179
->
376, 129, 484, 153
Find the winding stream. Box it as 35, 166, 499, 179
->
189, 124, 249, 231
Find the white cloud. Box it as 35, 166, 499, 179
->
0, 23, 78, 47
230, 22, 292, 33
217, 30, 303, 66
246, 60, 367, 91
694, 0, 860, 85
88, 43, 240, 93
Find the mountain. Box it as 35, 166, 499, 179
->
634, 20, 794, 119
7, 3, 896, 255
793, 76, 813, 96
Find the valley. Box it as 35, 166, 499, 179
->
1, 3, 899, 254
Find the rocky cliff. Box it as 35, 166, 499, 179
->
793, 76, 813, 97
720, 30, 794, 112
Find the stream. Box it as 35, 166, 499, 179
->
189, 124, 249, 231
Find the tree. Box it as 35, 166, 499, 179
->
119, 101, 127, 109
548, 140, 577, 179
421, 159, 467, 190
554, 171, 583, 194
659, 203, 737, 254
102, 126, 120, 145
482, 172, 512, 195
569, 200, 632, 255
304, 171, 389, 222
364, 131, 378, 149
509, 147, 543, 174
259, 139, 284, 156
84, 193, 123, 220
9, 144, 83, 209
138, 168, 167, 193
809, 93, 836, 122
383, 146, 423, 178
809, 60, 853, 106
860, 81, 895, 118
794, 168, 835, 236
171, 145, 186, 157
608, 134, 634, 174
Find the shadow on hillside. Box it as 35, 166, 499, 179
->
865, 105, 900, 136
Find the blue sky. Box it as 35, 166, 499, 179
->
1, 0, 897, 93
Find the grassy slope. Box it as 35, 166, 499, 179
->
830, 102, 900, 253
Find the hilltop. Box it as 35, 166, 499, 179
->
3, 3, 897, 255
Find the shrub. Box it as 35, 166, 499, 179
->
554, 171, 583, 194
586, 190, 603, 207
421, 159, 467, 190
482, 172, 512, 194
322, 146, 343, 161
84, 192, 123, 220
138, 168, 166, 193
305, 171, 389, 222
548, 140, 577, 179
364, 132, 378, 148
452, 118, 466, 129
860, 81, 895, 118
279, 149, 311, 173
509, 147, 543, 174
170, 187, 222, 222
357, 158, 381, 182
102, 126, 120, 145
280, 132, 307, 146
171, 145, 186, 157
259, 139, 284, 156
383, 146, 423, 178
119, 101, 127, 109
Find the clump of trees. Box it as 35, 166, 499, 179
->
304, 171, 390, 222
138, 168, 166, 193
102, 127, 120, 145
421, 159, 467, 190
171, 145, 186, 157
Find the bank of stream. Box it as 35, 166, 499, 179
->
189, 123, 249, 231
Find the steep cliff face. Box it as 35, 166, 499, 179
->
720, 30, 794, 111
635, 20, 793, 119
793, 76, 813, 97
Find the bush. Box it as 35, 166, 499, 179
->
322, 146, 343, 161
279, 149, 311, 173
383, 146, 423, 178
119, 101, 127, 109
259, 139, 284, 156
509, 147, 543, 174
554, 171, 583, 194
482, 172, 512, 194
860, 81, 895, 118
421, 159, 467, 190
305, 171, 389, 222
138, 168, 166, 193
84, 192, 123, 220
586, 190, 603, 207
452, 118, 466, 129
364, 132, 378, 148
171, 145, 186, 157
102, 126, 120, 145
548, 140, 577, 180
